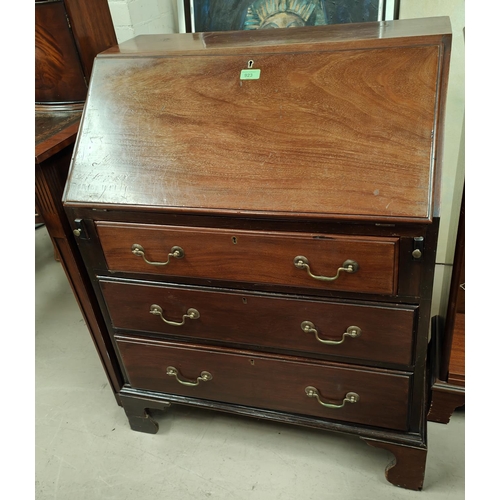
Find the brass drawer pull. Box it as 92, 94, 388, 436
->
166, 366, 212, 386
293, 256, 359, 282
131, 243, 184, 266
305, 386, 360, 409
150, 304, 200, 326
301, 321, 361, 345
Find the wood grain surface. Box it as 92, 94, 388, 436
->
35, 1, 87, 103
116, 336, 411, 430
64, 20, 450, 221
96, 222, 399, 295
100, 279, 416, 365
35, 111, 82, 163
62, 0, 117, 81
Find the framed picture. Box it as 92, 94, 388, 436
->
180, 0, 400, 33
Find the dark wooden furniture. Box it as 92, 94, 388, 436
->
35, 0, 117, 108
63, 18, 451, 491
35, 0, 121, 394
428, 188, 465, 423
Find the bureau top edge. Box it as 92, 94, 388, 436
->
99, 17, 452, 58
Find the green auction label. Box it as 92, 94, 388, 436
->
240, 69, 261, 80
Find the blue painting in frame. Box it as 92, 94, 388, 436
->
184, 0, 399, 33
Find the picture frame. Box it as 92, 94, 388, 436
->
179, 0, 400, 34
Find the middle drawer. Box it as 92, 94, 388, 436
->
100, 280, 416, 366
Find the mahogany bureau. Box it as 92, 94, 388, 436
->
63, 17, 451, 491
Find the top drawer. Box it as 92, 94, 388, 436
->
96, 222, 399, 295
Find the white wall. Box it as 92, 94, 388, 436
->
108, 0, 179, 42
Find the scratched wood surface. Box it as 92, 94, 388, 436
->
63, 19, 450, 222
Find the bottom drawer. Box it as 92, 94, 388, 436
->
116, 336, 411, 431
